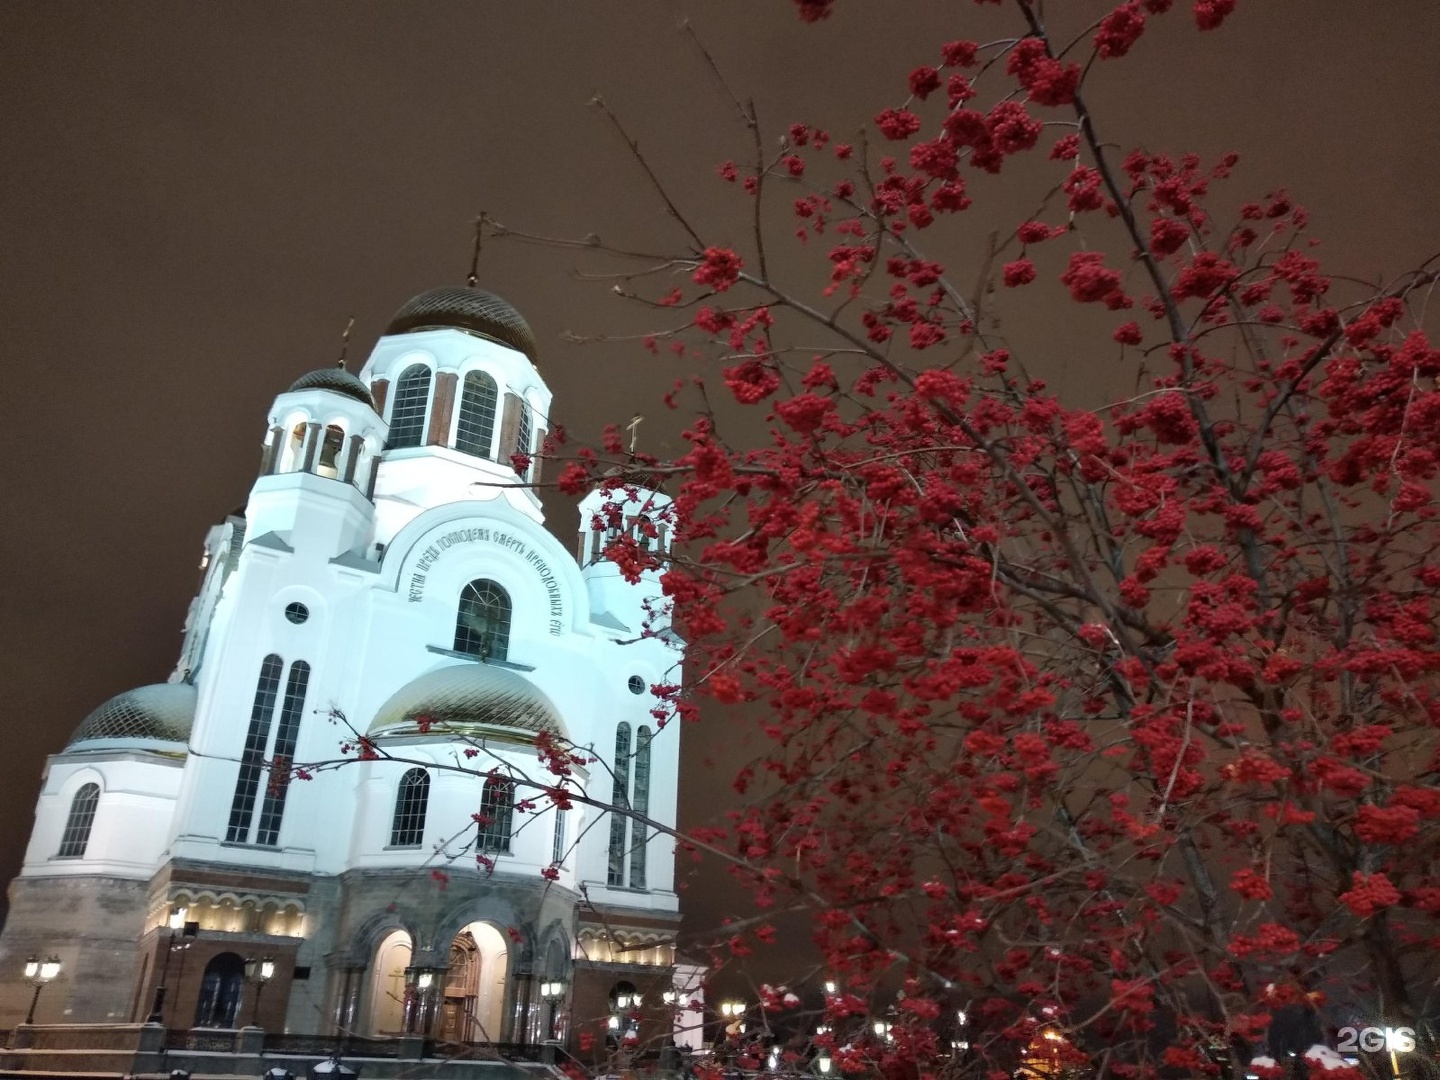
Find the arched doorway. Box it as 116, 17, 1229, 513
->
367, 930, 413, 1036
194, 952, 245, 1028
437, 922, 508, 1043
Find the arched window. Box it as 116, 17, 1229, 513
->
512, 402, 532, 477
455, 372, 498, 459
194, 952, 245, 1028
386, 364, 432, 450
226, 655, 283, 843
629, 726, 652, 890
255, 661, 311, 846
454, 579, 511, 661
390, 769, 430, 847
607, 723, 632, 887
478, 777, 514, 854
57, 782, 100, 858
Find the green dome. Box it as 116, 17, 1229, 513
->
369, 664, 565, 740
68, 683, 196, 750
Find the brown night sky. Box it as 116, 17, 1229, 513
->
0, 1, 1436, 966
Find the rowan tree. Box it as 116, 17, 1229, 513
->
502, 3, 1440, 1078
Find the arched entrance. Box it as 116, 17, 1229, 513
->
194, 952, 245, 1028
437, 922, 508, 1043
367, 929, 413, 1036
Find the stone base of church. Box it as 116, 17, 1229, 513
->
0, 862, 683, 1054
0, 1022, 565, 1078
0, 875, 150, 1026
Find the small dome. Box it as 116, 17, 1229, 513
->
369, 664, 565, 740
68, 683, 197, 750
287, 367, 376, 408
385, 286, 538, 363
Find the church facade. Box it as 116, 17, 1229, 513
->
0, 286, 684, 1051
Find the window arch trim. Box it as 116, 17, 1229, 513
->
386, 363, 433, 450
57, 782, 101, 859
390, 768, 431, 848
453, 578, 512, 661
454, 370, 499, 459
478, 776, 514, 854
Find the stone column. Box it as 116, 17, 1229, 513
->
300, 421, 322, 473
427, 372, 458, 447
261, 425, 284, 475
342, 434, 364, 486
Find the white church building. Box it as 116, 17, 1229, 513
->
0, 285, 685, 1053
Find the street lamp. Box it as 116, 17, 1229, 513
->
147, 906, 196, 1025
403, 967, 438, 1035
23, 956, 61, 1025
540, 979, 567, 1042
719, 1000, 746, 1037
244, 957, 276, 1027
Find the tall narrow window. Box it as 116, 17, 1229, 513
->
478, 777, 514, 854
254, 661, 311, 846
512, 402, 532, 477
390, 769, 430, 847
607, 723, 632, 886
226, 655, 283, 843
454, 579, 511, 661
57, 783, 100, 858
551, 806, 567, 867
386, 364, 432, 450
455, 372, 498, 459
629, 726, 652, 890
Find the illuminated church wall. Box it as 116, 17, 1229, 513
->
0, 286, 685, 1042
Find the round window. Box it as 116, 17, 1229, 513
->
284, 602, 310, 625
627, 675, 645, 695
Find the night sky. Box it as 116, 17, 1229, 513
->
1, 2, 1437, 964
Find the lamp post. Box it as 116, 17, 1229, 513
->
146, 906, 192, 1025
720, 999, 747, 1039
539, 979, 567, 1042
244, 957, 276, 1027
23, 956, 61, 1025
403, 967, 438, 1035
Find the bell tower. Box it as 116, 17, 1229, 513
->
246, 366, 387, 560
358, 286, 553, 541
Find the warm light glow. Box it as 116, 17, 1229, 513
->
957, 1009, 967, 1026
1043, 1030, 1064, 1042
817, 1055, 832, 1075
416, 972, 433, 990
767, 1049, 779, 1070
608, 1015, 621, 1030
824, 980, 837, 995
662, 989, 677, 1005
38, 957, 61, 982
168, 905, 188, 930
259, 957, 275, 981
23, 958, 38, 980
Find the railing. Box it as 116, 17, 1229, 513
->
422, 1039, 551, 1062
157, 1028, 558, 1063
263, 1033, 401, 1059
166, 1028, 245, 1052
